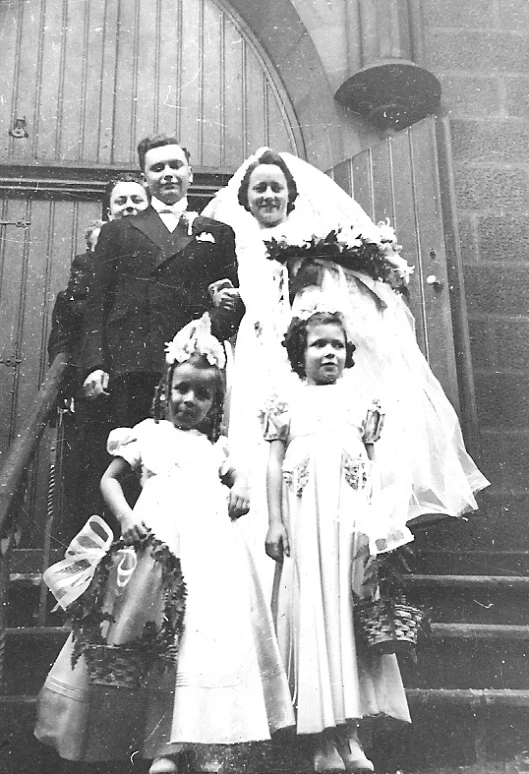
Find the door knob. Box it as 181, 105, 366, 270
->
426, 274, 443, 290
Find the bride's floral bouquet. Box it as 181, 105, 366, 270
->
264, 219, 413, 291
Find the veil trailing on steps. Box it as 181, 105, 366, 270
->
203, 148, 489, 585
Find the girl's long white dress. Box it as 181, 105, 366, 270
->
34, 419, 294, 762
261, 382, 411, 734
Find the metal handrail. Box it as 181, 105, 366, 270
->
0, 352, 70, 536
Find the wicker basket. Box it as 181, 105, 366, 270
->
83, 643, 148, 689
354, 598, 424, 654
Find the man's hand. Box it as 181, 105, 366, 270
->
83, 369, 110, 400
215, 287, 241, 312
265, 523, 290, 562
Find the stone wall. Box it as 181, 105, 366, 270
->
423, 0, 529, 556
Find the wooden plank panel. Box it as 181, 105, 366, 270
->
371, 139, 394, 224
12, 0, 42, 163
388, 128, 427, 353
180, 0, 201, 161
112, 0, 138, 164
244, 49, 267, 156
328, 159, 353, 198
0, 2, 20, 159
82, 0, 107, 162
409, 117, 459, 408
158, 0, 182, 138
223, 17, 244, 167
351, 149, 375, 219
0, 196, 28, 455
266, 84, 298, 154
135, 0, 158, 143
58, 0, 88, 161
35, 0, 66, 160
97, 0, 120, 164
201, 1, 222, 167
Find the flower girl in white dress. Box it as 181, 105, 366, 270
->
35, 315, 294, 773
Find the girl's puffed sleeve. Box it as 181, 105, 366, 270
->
259, 395, 291, 442
106, 426, 142, 470
214, 435, 232, 478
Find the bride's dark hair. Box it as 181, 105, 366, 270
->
238, 150, 298, 214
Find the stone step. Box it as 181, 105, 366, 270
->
3, 691, 529, 774
3, 626, 68, 696
404, 574, 529, 624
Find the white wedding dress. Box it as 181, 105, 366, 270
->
203, 150, 489, 593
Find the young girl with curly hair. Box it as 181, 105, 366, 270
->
262, 306, 413, 774
35, 315, 294, 774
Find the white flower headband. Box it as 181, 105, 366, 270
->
165, 313, 226, 369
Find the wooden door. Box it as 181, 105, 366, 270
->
0, 0, 302, 547
327, 115, 479, 450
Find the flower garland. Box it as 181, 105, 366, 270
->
68, 533, 186, 686
264, 220, 413, 291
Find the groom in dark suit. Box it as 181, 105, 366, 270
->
81, 134, 243, 427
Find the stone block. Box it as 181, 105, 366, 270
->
427, 30, 529, 73
468, 316, 495, 369
455, 166, 529, 211
465, 266, 529, 315
495, 1, 529, 31
459, 215, 478, 263
495, 316, 529, 370
474, 372, 529, 428
423, 0, 495, 28
477, 215, 529, 263
439, 75, 501, 118
505, 77, 529, 119
451, 120, 529, 163
481, 429, 529, 490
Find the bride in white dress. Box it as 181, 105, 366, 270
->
203, 148, 489, 591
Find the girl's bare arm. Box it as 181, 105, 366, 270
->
101, 458, 149, 542
265, 440, 290, 561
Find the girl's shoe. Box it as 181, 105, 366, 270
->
335, 727, 374, 774
313, 732, 346, 773
192, 746, 226, 773
150, 757, 178, 774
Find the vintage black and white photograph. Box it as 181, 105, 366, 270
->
0, 1, 524, 773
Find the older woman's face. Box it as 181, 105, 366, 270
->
247, 164, 289, 228
108, 181, 149, 219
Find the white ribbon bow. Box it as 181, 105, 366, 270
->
43, 515, 114, 610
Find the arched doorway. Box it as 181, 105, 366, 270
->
0, 0, 304, 544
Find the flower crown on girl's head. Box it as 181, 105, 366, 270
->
164, 313, 226, 369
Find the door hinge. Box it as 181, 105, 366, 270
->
0, 356, 22, 367
0, 220, 30, 228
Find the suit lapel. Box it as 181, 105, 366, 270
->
130, 207, 195, 265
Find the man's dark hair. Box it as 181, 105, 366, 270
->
238, 149, 298, 214
101, 173, 147, 220
137, 134, 191, 172
283, 311, 356, 378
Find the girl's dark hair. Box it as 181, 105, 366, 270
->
238, 149, 298, 215
152, 354, 226, 442
102, 173, 148, 220
283, 312, 356, 378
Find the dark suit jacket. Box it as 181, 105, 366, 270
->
48, 251, 94, 365
81, 208, 243, 379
